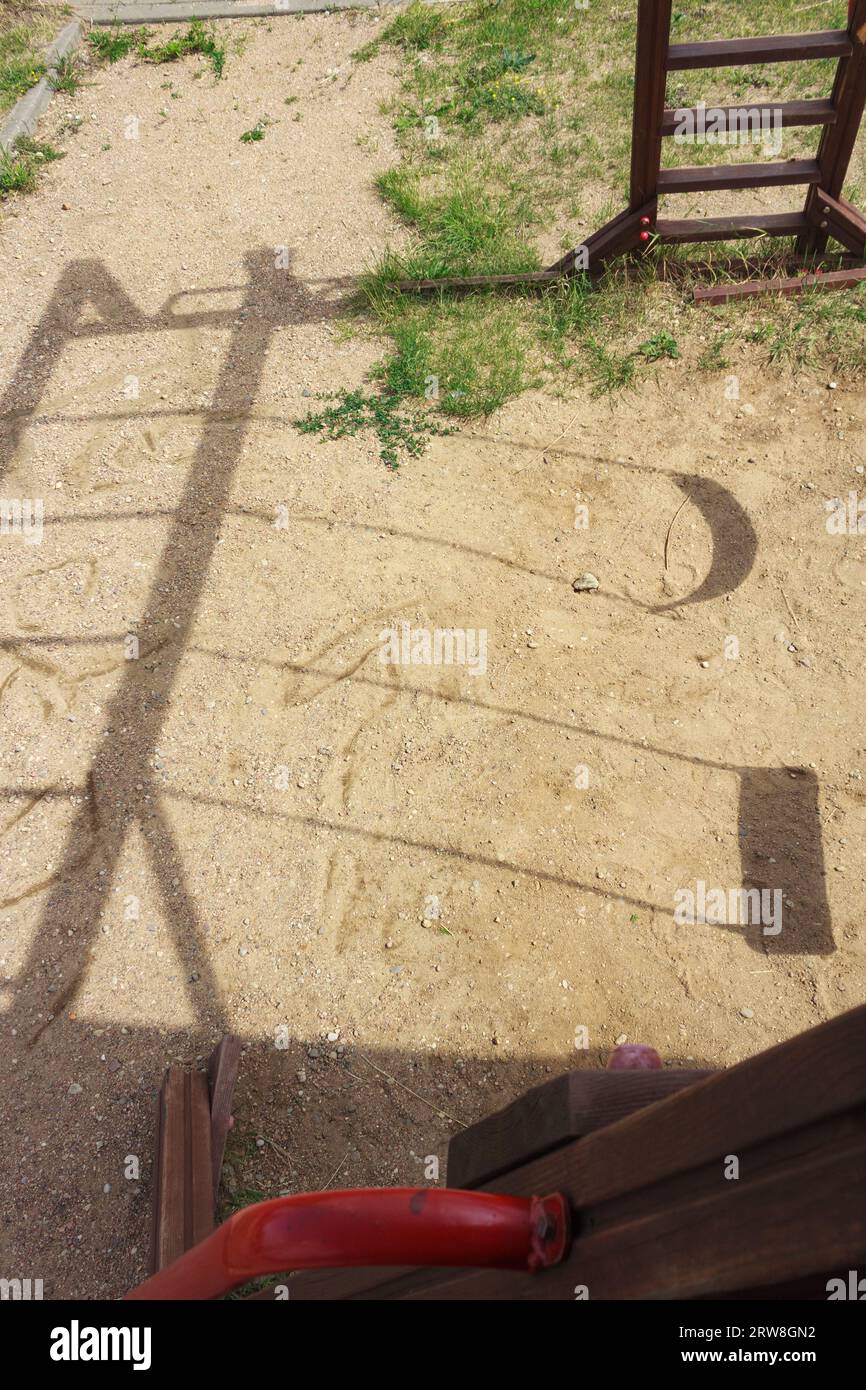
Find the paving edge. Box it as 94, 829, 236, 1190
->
79, 0, 401, 25
0, 21, 84, 155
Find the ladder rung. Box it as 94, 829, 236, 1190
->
658, 159, 820, 193
667, 30, 852, 70
656, 212, 810, 244
661, 100, 837, 136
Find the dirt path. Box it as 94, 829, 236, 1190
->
1, 15, 865, 1298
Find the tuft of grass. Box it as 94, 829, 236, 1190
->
354, 0, 447, 62
293, 387, 455, 469
49, 54, 81, 96
87, 27, 149, 64
141, 19, 226, 78
0, 135, 63, 199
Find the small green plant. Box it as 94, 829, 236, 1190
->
293, 388, 453, 469
87, 28, 148, 64
142, 20, 226, 78
0, 137, 63, 199
240, 119, 267, 143
637, 330, 681, 362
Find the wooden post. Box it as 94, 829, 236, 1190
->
799, 0, 866, 255
629, 0, 673, 211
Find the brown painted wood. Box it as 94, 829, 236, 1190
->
447, 1068, 712, 1190
661, 99, 836, 136
207, 1034, 241, 1203
810, 187, 866, 256
695, 265, 866, 302
656, 212, 809, 243
630, 0, 673, 207
151, 1065, 214, 1273
667, 31, 852, 70
800, 0, 866, 254
394, 270, 561, 293
658, 159, 819, 194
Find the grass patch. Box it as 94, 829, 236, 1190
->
0, 7, 56, 114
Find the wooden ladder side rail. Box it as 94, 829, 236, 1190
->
799, 0, 866, 257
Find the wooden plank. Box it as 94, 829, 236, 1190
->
630, 0, 673, 207
398, 1132, 866, 1300
152, 1068, 187, 1272
151, 1066, 214, 1273
394, 270, 561, 293
661, 99, 836, 136
667, 31, 852, 70
695, 265, 866, 302
186, 1071, 215, 1249
277, 1004, 866, 1300
447, 1069, 712, 1190
207, 1034, 241, 1204
656, 212, 809, 243
657, 158, 819, 193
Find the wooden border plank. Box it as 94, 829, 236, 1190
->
207, 1034, 242, 1203
695, 265, 866, 302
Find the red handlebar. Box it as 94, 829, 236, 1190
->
126, 1187, 570, 1300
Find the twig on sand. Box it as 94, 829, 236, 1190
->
356, 1052, 463, 1127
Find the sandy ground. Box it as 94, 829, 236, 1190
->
1, 14, 866, 1299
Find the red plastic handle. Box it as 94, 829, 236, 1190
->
127, 1188, 570, 1300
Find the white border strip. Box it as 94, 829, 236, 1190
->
0, 21, 84, 155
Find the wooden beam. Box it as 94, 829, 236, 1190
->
207, 1034, 242, 1204
809, 187, 866, 255
630, 0, 673, 207
695, 265, 866, 303
658, 159, 819, 194
656, 212, 809, 243
151, 1068, 214, 1273
667, 30, 852, 70
447, 1068, 711, 1190
394, 269, 561, 293
661, 99, 836, 136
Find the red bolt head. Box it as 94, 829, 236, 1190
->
639, 230, 650, 242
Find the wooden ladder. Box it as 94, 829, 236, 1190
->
400, 1, 866, 302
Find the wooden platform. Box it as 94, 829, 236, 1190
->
267, 1004, 866, 1299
